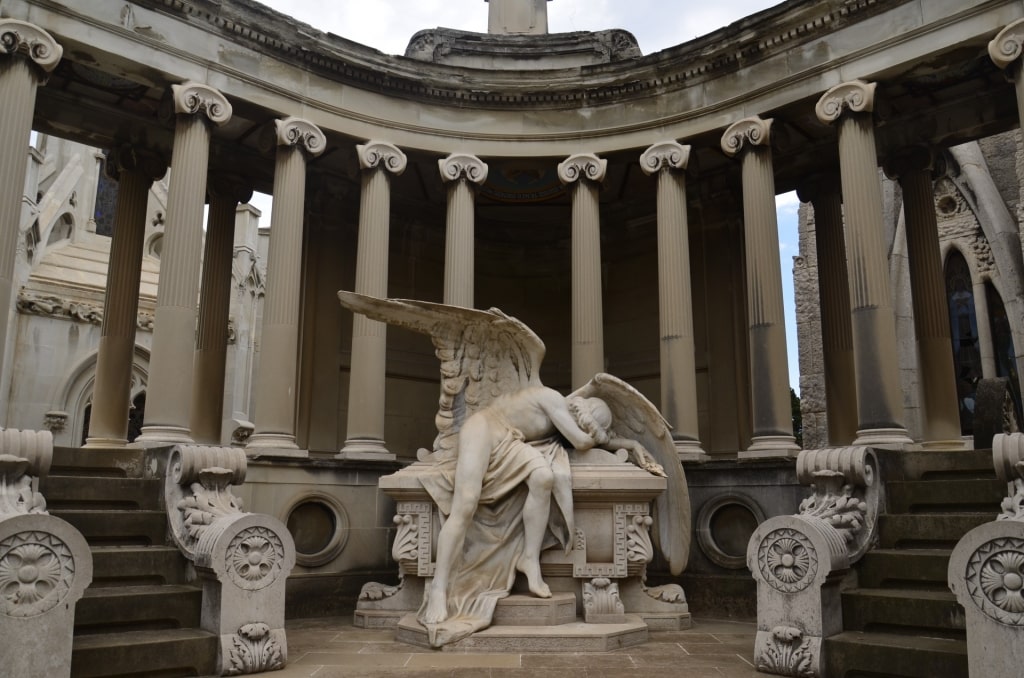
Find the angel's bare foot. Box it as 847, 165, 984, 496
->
517, 556, 551, 598
421, 586, 448, 623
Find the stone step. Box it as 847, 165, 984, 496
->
51, 446, 149, 479
886, 478, 1004, 514
75, 584, 202, 633
841, 588, 966, 635
823, 630, 967, 678
897, 449, 995, 481
71, 627, 218, 678
878, 513, 994, 548
90, 545, 189, 586
492, 592, 577, 627
41, 476, 162, 511
53, 509, 167, 546
857, 548, 952, 589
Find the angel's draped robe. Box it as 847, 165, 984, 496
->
417, 417, 574, 647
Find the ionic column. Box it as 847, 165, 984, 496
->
84, 147, 167, 448
639, 141, 707, 461
136, 82, 231, 445
797, 175, 858, 446
558, 153, 607, 390
0, 21, 61, 390
990, 20, 1024, 127
190, 175, 252, 445
439, 153, 488, 308
816, 81, 912, 447
246, 118, 325, 457
721, 118, 800, 457
338, 142, 407, 460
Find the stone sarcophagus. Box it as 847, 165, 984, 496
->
339, 292, 691, 649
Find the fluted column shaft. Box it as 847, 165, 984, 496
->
190, 177, 252, 444
440, 154, 488, 307
86, 149, 166, 447
138, 83, 231, 445
247, 118, 325, 456
799, 177, 858, 446
887, 151, 963, 445
0, 21, 61, 410
559, 154, 607, 389
816, 81, 911, 446
640, 142, 706, 460
340, 142, 407, 460
722, 118, 799, 457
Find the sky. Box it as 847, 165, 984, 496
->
252, 0, 803, 393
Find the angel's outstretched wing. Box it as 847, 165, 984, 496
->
338, 291, 545, 457
571, 373, 691, 576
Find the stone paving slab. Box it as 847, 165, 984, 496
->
274, 616, 760, 677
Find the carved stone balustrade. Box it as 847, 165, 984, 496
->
948, 432, 1024, 677
165, 445, 296, 676
0, 428, 92, 678
355, 448, 691, 633
747, 446, 881, 677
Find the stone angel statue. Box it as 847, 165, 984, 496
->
338, 290, 690, 646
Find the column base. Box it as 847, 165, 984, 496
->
246, 433, 308, 459
132, 425, 194, 448
853, 427, 914, 449
83, 436, 128, 449
673, 439, 709, 463
908, 438, 972, 452
337, 437, 396, 461
739, 435, 801, 460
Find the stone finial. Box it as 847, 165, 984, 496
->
639, 141, 690, 175
171, 82, 232, 126
720, 117, 773, 157
989, 19, 1024, 70
0, 19, 62, 74
487, 0, 551, 35
439, 153, 489, 185
357, 141, 407, 175
108, 145, 168, 183
557, 153, 607, 184
815, 80, 877, 124
275, 117, 326, 157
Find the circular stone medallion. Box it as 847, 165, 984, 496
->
227, 526, 285, 591
966, 537, 1024, 625
0, 531, 75, 618
757, 527, 818, 593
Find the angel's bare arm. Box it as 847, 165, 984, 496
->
538, 389, 595, 450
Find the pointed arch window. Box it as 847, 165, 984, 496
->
945, 250, 980, 434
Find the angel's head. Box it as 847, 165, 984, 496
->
568, 396, 613, 446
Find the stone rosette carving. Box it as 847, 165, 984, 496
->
755, 625, 816, 678
757, 527, 818, 593
721, 116, 772, 157
557, 153, 607, 184
964, 538, 1024, 624
276, 117, 327, 158
0, 530, 74, 617
639, 141, 690, 175
172, 82, 232, 125
439, 153, 488, 185
0, 19, 62, 74
226, 526, 285, 591
990, 19, 1024, 70
357, 141, 407, 175
226, 623, 283, 675
815, 80, 876, 124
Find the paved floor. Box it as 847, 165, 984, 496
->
277, 617, 761, 677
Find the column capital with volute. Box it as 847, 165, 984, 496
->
171, 82, 232, 126
107, 145, 167, 183
275, 116, 326, 157
558, 153, 607, 184
640, 141, 690, 175
439, 153, 488, 185
0, 19, 62, 75
207, 172, 253, 205
989, 19, 1024, 70
815, 80, 877, 124
882, 145, 939, 181
721, 116, 773, 157
357, 140, 406, 174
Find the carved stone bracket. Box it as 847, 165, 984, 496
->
949, 437, 1024, 677
582, 577, 626, 623
747, 447, 878, 677
164, 445, 295, 676
0, 19, 63, 76
0, 428, 92, 677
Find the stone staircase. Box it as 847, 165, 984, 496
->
823, 449, 1004, 678
40, 447, 218, 677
